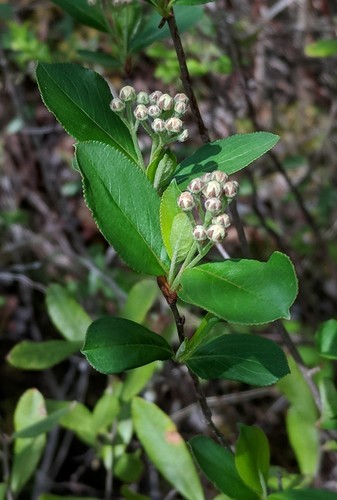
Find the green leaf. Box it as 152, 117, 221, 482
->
235, 424, 269, 495
50, 0, 109, 32
160, 180, 182, 258
121, 279, 159, 324
36, 63, 137, 163
175, 0, 214, 4
13, 405, 74, 438
121, 362, 158, 402
114, 452, 144, 483
82, 316, 173, 374
39, 495, 99, 500
315, 319, 337, 359
92, 389, 120, 434
46, 400, 95, 446
179, 252, 298, 324
7, 340, 82, 370
132, 398, 204, 500
185, 334, 289, 386
305, 39, 337, 58
46, 284, 91, 342
189, 435, 258, 499
319, 378, 337, 430
269, 489, 337, 500
77, 50, 121, 68
120, 485, 150, 500
170, 213, 194, 263
11, 389, 46, 493
76, 141, 169, 276
174, 133, 279, 188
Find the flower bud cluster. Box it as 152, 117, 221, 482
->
110, 87, 189, 144
177, 170, 239, 243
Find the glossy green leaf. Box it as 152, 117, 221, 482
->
11, 389, 46, 493
160, 180, 182, 258
170, 213, 194, 263
189, 435, 258, 499
121, 362, 158, 402
13, 405, 74, 438
36, 63, 136, 163
305, 39, 337, 58
185, 333, 289, 386
51, 0, 109, 31
177, 313, 220, 359
132, 398, 204, 500
92, 389, 120, 433
315, 319, 337, 359
121, 279, 159, 324
174, 133, 279, 188
76, 141, 169, 276
269, 489, 337, 500
235, 424, 269, 495
319, 378, 337, 430
46, 284, 91, 342
46, 400, 94, 446
7, 340, 82, 370
179, 252, 298, 324
77, 50, 121, 68
82, 316, 173, 374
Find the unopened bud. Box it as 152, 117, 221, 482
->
165, 117, 183, 134
187, 177, 204, 194
174, 101, 187, 116
207, 224, 226, 242
177, 191, 195, 211
157, 93, 174, 111
149, 90, 162, 104
137, 91, 149, 105
134, 104, 148, 121
223, 180, 239, 198
203, 180, 222, 199
148, 105, 161, 118
174, 93, 189, 104
119, 85, 136, 102
212, 213, 231, 228
110, 97, 125, 112
177, 129, 189, 142
211, 170, 228, 185
205, 197, 222, 214
152, 118, 166, 133
193, 225, 207, 241
201, 172, 212, 183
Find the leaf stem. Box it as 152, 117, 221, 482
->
125, 103, 145, 170
170, 242, 197, 291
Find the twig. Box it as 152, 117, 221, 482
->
166, 9, 210, 144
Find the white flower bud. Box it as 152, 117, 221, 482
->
157, 93, 174, 111
187, 177, 204, 194
110, 97, 125, 112
203, 180, 222, 199
223, 180, 239, 198
201, 172, 212, 183
174, 93, 189, 104
152, 118, 166, 133
177, 129, 189, 142
212, 213, 231, 228
205, 197, 222, 214
174, 101, 187, 116
177, 191, 195, 211
134, 104, 148, 121
137, 91, 149, 105
207, 224, 226, 242
165, 117, 183, 134
119, 85, 136, 102
87, 0, 97, 5
211, 170, 228, 185
148, 105, 161, 118
149, 90, 162, 104
193, 225, 207, 241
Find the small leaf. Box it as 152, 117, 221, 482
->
160, 180, 182, 258
120, 485, 150, 500
46, 284, 91, 342
174, 132, 279, 188
305, 39, 337, 58
50, 0, 109, 31
189, 435, 258, 499
269, 489, 337, 500
132, 398, 204, 500
121, 363, 158, 402
76, 141, 169, 276
185, 334, 289, 386
315, 319, 337, 359
7, 340, 82, 370
179, 252, 298, 325
11, 389, 46, 493
46, 400, 95, 446
121, 279, 159, 324
92, 389, 120, 434
235, 424, 270, 495
114, 452, 144, 483
319, 378, 337, 430
13, 405, 74, 438
82, 316, 173, 374
36, 63, 137, 163
170, 213, 194, 263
